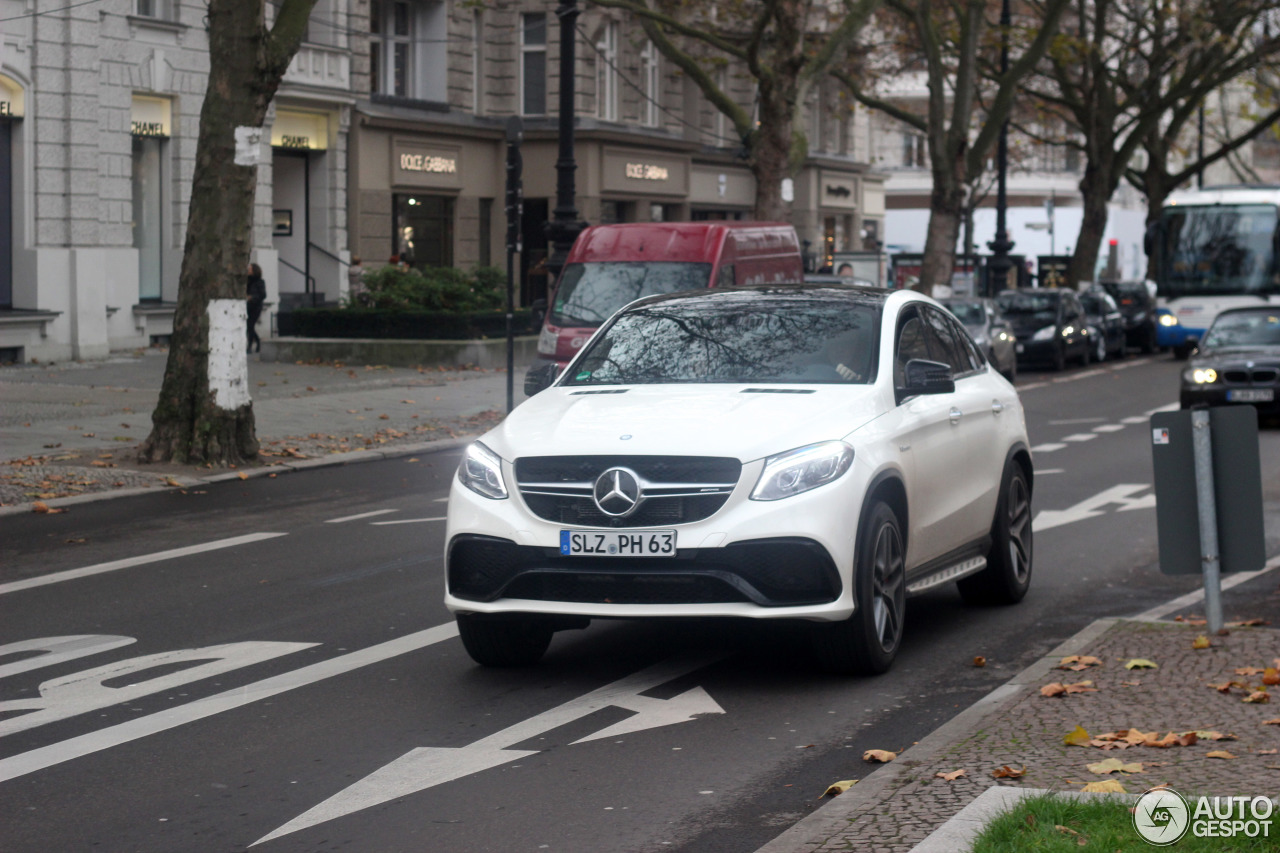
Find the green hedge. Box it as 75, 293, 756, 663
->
282, 308, 536, 340
354, 264, 505, 311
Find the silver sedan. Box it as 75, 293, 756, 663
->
940, 297, 1018, 382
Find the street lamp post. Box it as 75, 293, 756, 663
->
987, 0, 1015, 296
545, 0, 588, 284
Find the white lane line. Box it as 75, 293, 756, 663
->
0, 533, 288, 596
370, 517, 447, 526
0, 623, 460, 783
1049, 418, 1105, 425
1092, 424, 1125, 433
1146, 402, 1179, 415
1017, 381, 1049, 391
1121, 416, 1148, 424
1031, 443, 1067, 453
433, 497, 449, 502
1035, 468, 1065, 475
1062, 433, 1098, 443
1053, 368, 1106, 383
1134, 554, 1280, 622
325, 509, 399, 524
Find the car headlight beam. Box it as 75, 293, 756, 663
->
1159, 313, 1179, 327
1032, 325, 1057, 341
458, 441, 508, 499
1183, 367, 1218, 385
751, 441, 854, 501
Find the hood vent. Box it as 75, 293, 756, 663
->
741, 388, 817, 394
569, 389, 629, 395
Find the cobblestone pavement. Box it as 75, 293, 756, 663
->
761, 569, 1280, 852
0, 349, 527, 509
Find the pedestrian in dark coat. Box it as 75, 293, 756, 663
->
246, 262, 266, 353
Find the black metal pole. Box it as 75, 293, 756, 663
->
544, 0, 587, 285
987, 0, 1015, 296
505, 116, 523, 413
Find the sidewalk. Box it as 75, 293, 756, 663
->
0, 347, 531, 511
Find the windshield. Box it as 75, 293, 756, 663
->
943, 301, 985, 326
1159, 204, 1280, 297
996, 291, 1059, 323
549, 262, 713, 327
1080, 295, 1109, 315
563, 295, 881, 385
1201, 310, 1280, 348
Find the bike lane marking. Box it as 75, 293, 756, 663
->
0, 533, 288, 596
0, 622, 459, 783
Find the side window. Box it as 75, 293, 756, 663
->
922, 307, 971, 377
947, 313, 985, 372
716, 265, 735, 287
894, 307, 930, 387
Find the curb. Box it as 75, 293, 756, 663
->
0, 437, 474, 518
752, 618, 1123, 853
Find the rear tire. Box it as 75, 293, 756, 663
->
958, 463, 1033, 605
811, 502, 906, 675
456, 614, 553, 667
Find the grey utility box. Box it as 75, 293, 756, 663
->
1150, 406, 1265, 575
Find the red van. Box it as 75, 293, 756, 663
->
534, 222, 804, 367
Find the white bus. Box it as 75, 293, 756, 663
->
1149, 185, 1280, 357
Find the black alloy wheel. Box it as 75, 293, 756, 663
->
958, 463, 1033, 605
811, 502, 906, 675
456, 614, 554, 667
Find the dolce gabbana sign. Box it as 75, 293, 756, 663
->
625, 162, 669, 181
392, 139, 463, 188
603, 148, 688, 196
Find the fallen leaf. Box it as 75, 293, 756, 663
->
1258, 749, 1278, 755
991, 765, 1025, 779
306, 386, 316, 391
1055, 825, 1081, 838
1057, 655, 1103, 670
65, 537, 87, 544
1264, 719, 1280, 726
1263, 669, 1280, 687
407, 458, 419, 463
1125, 659, 1158, 670
1206, 750, 1237, 760
1192, 635, 1211, 649
1064, 725, 1091, 747
936, 769, 966, 781
1064, 681, 1098, 694
1236, 667, 1266, 676
164, 477, 184, 487
821, 780, 856, 797
972, 656, 986, 667
238, 472, 249, 480
379, 414, 390, 420
1087, 758, 1144, 774
1243, 691, 1270, 704
1041, 682, 1067, 697
1193, 731, 1237, 741
1121, 681, 1142, 687
1228, 619, 1268, 627
401, 399, 415, 404
1080, 779, 1127, 793
1145, 731, 1197, 748
863, 749, 896, 763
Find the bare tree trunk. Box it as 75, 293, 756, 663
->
139, 0, 314, 465
1069, 162, 1113, 289
749, 80, 801, 221
919, 164, 964, 293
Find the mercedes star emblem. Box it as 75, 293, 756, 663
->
593, 467, 643, 517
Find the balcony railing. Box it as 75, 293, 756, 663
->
284, 44, 350, 92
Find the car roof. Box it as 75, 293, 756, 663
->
1213, 305, 1280, 321
624, 283, 895, 312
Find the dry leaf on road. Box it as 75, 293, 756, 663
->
1080, 779, 1127, 793
1206, 750, 1237, 760
1243, 691, 1270, 704
1236, 667, 1266, 676
991, 765, 1026, 779
1057, 655, 1103, 671
1263, 669, 1280, 686
862, 749, 896, 763
821, 780, 856, 797
1263, 718, 1280, 726
972, 656, 986, 667
1192, 635, 1211, 649
1125, 659, 1158, 670
936, 769, 966, 781
1086, 757, 1144, 775
1064, 725, 1091, 747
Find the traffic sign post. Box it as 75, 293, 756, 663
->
504, 116, 523, 413
1150, 406, 1265, 632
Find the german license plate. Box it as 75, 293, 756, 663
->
560, 530, 677, 557
1227, 389, 1274, 402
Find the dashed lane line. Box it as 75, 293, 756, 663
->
0, 533, 288, 596
1031, 443, 1067, 453
1062, 433, 1098, 443
325, 509, 399, 524
370, 517, 447, 526
1092, 424, 1125, 433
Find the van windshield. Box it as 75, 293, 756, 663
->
550, 262, 713, 327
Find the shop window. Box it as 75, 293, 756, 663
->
600, 201, 630, 224
132, 137, 164, 301
596, 22, 618, 121
393, 194, 454, 269
640, 40, 660, 127
649, 202, 679, 223
902, 132, 927, 169
521, 13, 547, 116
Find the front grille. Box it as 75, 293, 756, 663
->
1222, 367, 1279, 385
514, 456, 741, 528
448, 535, 841, 606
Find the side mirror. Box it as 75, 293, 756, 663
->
524, 361, 561, 396
530, 298, 548, 328
899, 359, 955, 398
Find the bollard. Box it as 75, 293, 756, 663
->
1189, 409, 1223, 633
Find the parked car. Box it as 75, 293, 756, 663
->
448, 285, 1033, 675
1080, 290, 1127, 362
1097, 280, 1158, 353
939, 297, 1018, 381
531, 222, 804, 371
1179, 306, 1280, 416
996, 288, 1093, 371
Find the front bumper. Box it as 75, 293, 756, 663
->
1181, 384, 1280, 414
1013, 337, 1060, 363
1156, 311, 1202, 348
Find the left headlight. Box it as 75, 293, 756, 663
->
458, 441, 508, 499
751, 441, 854, 501
1183, 367, 1218, 385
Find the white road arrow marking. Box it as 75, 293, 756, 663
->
253, 653, 727, 845
1033, 484, 1156, 533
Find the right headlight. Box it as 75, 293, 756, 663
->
457, 441, 508, 499
751, 441, 854, 501
1183, 367, 1218, 385
1159, 313, 1180, 327
1032, 325, 1057, 341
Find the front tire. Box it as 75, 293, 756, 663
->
811, 502, 906, 675
1051, 342, 1066, 371
958, 463, 1033, 605
456, 614, 554, 667
1094, 332, 1107, 363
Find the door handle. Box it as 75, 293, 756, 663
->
991, 400, 1005, 415
949, 407, 963, 424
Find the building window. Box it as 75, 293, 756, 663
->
134, 0, 174, 20
640, 40, 659, 127
596, 21, 618, 121
132, 137, 164, 301
393, 194, 454, 269
521, 13, 547, 116
370, 0, 412, 97
902, 132, 927, 168
472, 9, 484, 115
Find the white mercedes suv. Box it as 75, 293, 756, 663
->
445, 285, 1033, 674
